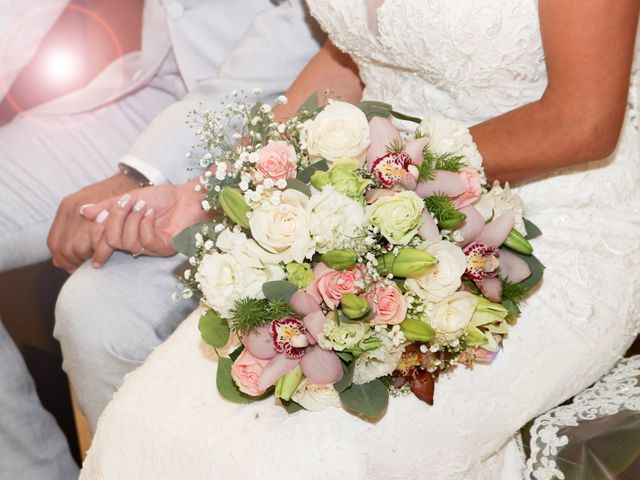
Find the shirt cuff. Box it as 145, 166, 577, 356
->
119, 154, 172, 186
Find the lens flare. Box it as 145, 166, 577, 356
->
42, 47, 80, 84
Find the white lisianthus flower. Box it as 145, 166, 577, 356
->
249, 189, 314, 263
419, 113, 484, 172
317, 313, 369, 352
307, 186, 366, 253
352, 335, 405, 385
427, 292, 479, 345
405, 241, 467, 303
291, 379, 341, 411
365, 190, 424, 245
195, 230, 285, 318
301, 100, 371, 166
473, 181, 527, 235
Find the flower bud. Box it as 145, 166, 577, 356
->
219, 187, 250, 229
320, 249, 358, 270
341, 293, 371, 319
400, 318, 436, 342
471, 297, 509, 327
438, 211, 467, 230
376, 248, 438, 278
503, 229, 533, 255
274, 365, 304, 401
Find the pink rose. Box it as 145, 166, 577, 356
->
255, 140, 297, 182
452, 167, 482, 209
230, 349, 269, 396
308, 263, 367, 309
367, 283, 407, 325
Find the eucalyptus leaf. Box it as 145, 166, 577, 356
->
297, 91, 320, 116
285, 178, 312, 197
339, 379, 389, 418
229, 344, 245, 362
357, 101, 392, 121
172, 223, 210, 258
198, 310, 230, 348
216, 357, 255, 404
515, 253, 545, 291
281, 399, 304, 414
262, 280, 298, 302
390, 110, 423, 124
334, 361, 356, 393
523, 218, 542, 240
297, 160, 329, 183
336, 351, 354, 363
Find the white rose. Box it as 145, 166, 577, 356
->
307, 186, 366, 253
195, 230, 284, 318
352, 335, 404, 385
419, 113, 484, 173
317, 313, 369, 352
427, 292, 479, 345
473, 181, 527, 235
301, 100, 370, 166
291, 379, 341, 411
405, 241, 467, 303
249, 189, 314, 263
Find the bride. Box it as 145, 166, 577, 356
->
79, 1, 640, 478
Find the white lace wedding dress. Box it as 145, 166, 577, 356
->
81, 1, 640, 479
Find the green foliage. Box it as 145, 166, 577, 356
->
515, 254, 545, 291
216, 357, 256, 404
230, 297, 297, 333
297, 91, 321, 119
285, 178, 311, 197
265, 299, 295, 322
228, 344, 245, 362
501, 279, 529, 302
198, 309, 230, 348
339, 379, 389, 418
357, 101, 392, 121
418, 149, 465, 182
262, 280, 299, 302
281, 399, 304, 414
523, 218, 542, 240
334, 361, 356, 393
297, 159, 329, 183
172, 223, 211, 258
390, 110, 422, 124
424, 195, 466, 230
386, 139, 404, 154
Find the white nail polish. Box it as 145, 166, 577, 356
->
133, 200, 146, 212
96, 209, 109, 224
117, 194, 132, 208
144, 208, 155, 217
79, 203, 94, 215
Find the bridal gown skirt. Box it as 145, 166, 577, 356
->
81, 118, 640, 478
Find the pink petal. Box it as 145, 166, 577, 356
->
476, 277, 503, 303
403, 137, 430, 166
458, 206, 486, 246
257, 354, 300, 391
365, 188, 396, 204
366, 117, 402, 170
303, 310, 327, 342
243, 325, 277, 360
474, 212, 515, 247
300, 346, 344, 385
498, 248, 532, 283
290, 291, 322, 317
398, 172, 417, 190
415, 170, 467, 198
418, 211, 440, 242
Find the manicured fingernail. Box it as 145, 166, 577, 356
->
79, 203, 94, 215
92, 261, 102, 268
96, 209, 109, 224
133, 200, 146, 212
144, 208, 155, 217
117, 194, 132, 208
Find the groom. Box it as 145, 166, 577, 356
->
52, 0, 323, 434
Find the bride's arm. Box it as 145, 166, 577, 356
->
473, 0, 640, 184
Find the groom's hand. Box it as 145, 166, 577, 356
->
81, 180, 212, 266
47, 173, 137, 272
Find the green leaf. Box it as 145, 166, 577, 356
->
216, 357, 255, 404
339, 379, 389, 418
523, 218, 542, 240
390, 110, 422, 124
172, 223, 210, 257
334, 361, 356, 393
285, 178, 312, 197
228, 344, 245, 362
198, 310, 230, 348
357, 101, 392, 121
336, 351, 354, 363
501, 299, 521, 317
464, 326, 488, 347
516, 253, 545, 291
281, 399, 304, 414
262, 280, 299, 302
297, 160, 329, 183
297, 91, 320, 115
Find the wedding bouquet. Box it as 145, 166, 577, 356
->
174, 90, 543, 418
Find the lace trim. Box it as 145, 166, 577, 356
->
525, 355, 640, 480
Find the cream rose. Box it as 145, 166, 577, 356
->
352, 335, 405, 385
249, 189, 314, 263
307, 186, 366, 253
302, 100, 370, 166
196, 230, 284, 318
405, 241, 467, 303
291, 379, 341, 411
427, 292, 479, 344
473, 181, 527, 235
365, 190, 424, 245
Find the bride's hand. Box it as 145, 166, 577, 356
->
81, 180, 212, 266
